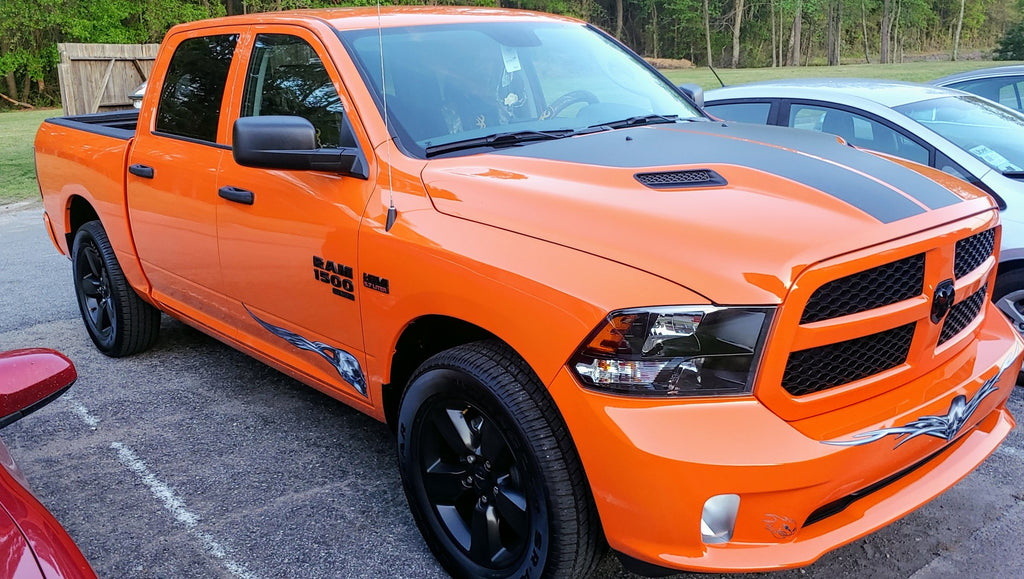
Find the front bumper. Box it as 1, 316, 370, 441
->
549, 305, 1021, 573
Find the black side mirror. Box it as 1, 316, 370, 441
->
0, 349, 77, 428
233, 115, 368, 179
678, 83, 704, 108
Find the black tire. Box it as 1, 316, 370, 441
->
993, 268, 1024, 385
71, 220, 160, 357
397, 341, 603, 578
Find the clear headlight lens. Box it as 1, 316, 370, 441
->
570, 306, 774, 397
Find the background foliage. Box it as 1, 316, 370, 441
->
2, 0, 1024, 108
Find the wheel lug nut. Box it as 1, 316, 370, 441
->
484, 461, 491, 470
464, 476, 473, 485
492, 486, 499, 496
466, 455, 476, 464
481, 496, 488, 504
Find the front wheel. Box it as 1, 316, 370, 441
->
71, 220, 160, 357
397, 341, 602, 578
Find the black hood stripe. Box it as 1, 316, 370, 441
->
497, 123, 959, 224
708, 122, 960, 211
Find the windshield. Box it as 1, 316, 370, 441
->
895, 95, 1024, 174
340, 21, 703, 156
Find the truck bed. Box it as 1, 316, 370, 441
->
35, 110, 141, 284
43, 110, 138, 140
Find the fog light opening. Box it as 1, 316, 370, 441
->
701, 494, 740, 544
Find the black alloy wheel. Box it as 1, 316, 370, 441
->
71, 221, 160, 357
75, 235, 116, 343
417, 398, 531, 569
398, 341, 603, 578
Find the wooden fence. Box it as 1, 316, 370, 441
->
57, 43, 160, 116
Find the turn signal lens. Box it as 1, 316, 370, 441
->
571, 306, 774, 397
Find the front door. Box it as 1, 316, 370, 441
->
216, 28, 376, 403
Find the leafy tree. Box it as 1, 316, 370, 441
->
995, 20, 1024, 59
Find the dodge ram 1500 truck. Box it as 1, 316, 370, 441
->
34, 8, 1023, 578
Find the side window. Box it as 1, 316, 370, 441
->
996, 84, 1017, 110
790, 106, 825, 131
704, 102, 771, 124
951, 78, 1023, 111
156, 34, 238, 142
788, 104, 929, 165
240, 34, 346, 148
936, 150, 973, 182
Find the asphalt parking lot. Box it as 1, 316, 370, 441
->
2, 200, 1023, 578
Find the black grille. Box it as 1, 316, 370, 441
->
939, 286, 987, 344
634, 169, 727, 189
801, 255, 925, 324
954, 229, 995, 279
782, 324, 915, 396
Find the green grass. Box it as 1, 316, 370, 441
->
1, 60, 1023, 206
0, 108, 58, 206
661, 60, 1024, 90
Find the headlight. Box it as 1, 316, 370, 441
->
570, 306, 775, 397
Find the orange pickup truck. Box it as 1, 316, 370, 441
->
34, 7, 1023, 578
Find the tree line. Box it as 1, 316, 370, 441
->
2, 0, 1022, 108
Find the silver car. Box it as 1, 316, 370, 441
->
705, 79, 1024, 334
932, 65, 1024, 113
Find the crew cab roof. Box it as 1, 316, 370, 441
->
174, 6, 578, 33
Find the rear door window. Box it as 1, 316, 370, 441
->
155, 34, 239, 143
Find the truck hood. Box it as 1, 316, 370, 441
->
421, 121, 990, 304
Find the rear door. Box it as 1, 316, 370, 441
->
127, 28, 242, 321
215, 25, 377, 403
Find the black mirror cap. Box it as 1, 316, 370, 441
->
678, 83, 704, 108
0, 349, 77, 429
232, 115, 368, 179
233, 115, 317, 169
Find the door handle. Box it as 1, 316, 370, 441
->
129, 164, 154, 179
218, 186, 255, 205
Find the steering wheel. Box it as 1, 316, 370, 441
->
540, 90, 599, 120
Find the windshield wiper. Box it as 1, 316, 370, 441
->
424, 129, 575, 157
1002, 170, 1024, 179
588, 114, 683, 130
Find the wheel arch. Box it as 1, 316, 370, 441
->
65, 195, 100, 251
997, 256, 1024, 280
382, 315, 499, 430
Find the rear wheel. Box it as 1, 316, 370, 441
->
397, 341, 602, 578
71, 220, 160, 357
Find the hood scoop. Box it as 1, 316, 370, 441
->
634, 169, 727, 189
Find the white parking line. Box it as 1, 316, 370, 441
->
110, 442, 258, 579
67, 399, 100, 428
63, 396, 258, 579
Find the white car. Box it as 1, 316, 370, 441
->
932, 65, 1024, 113
129, 81, 146, 109
705, 79, 1024, 334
